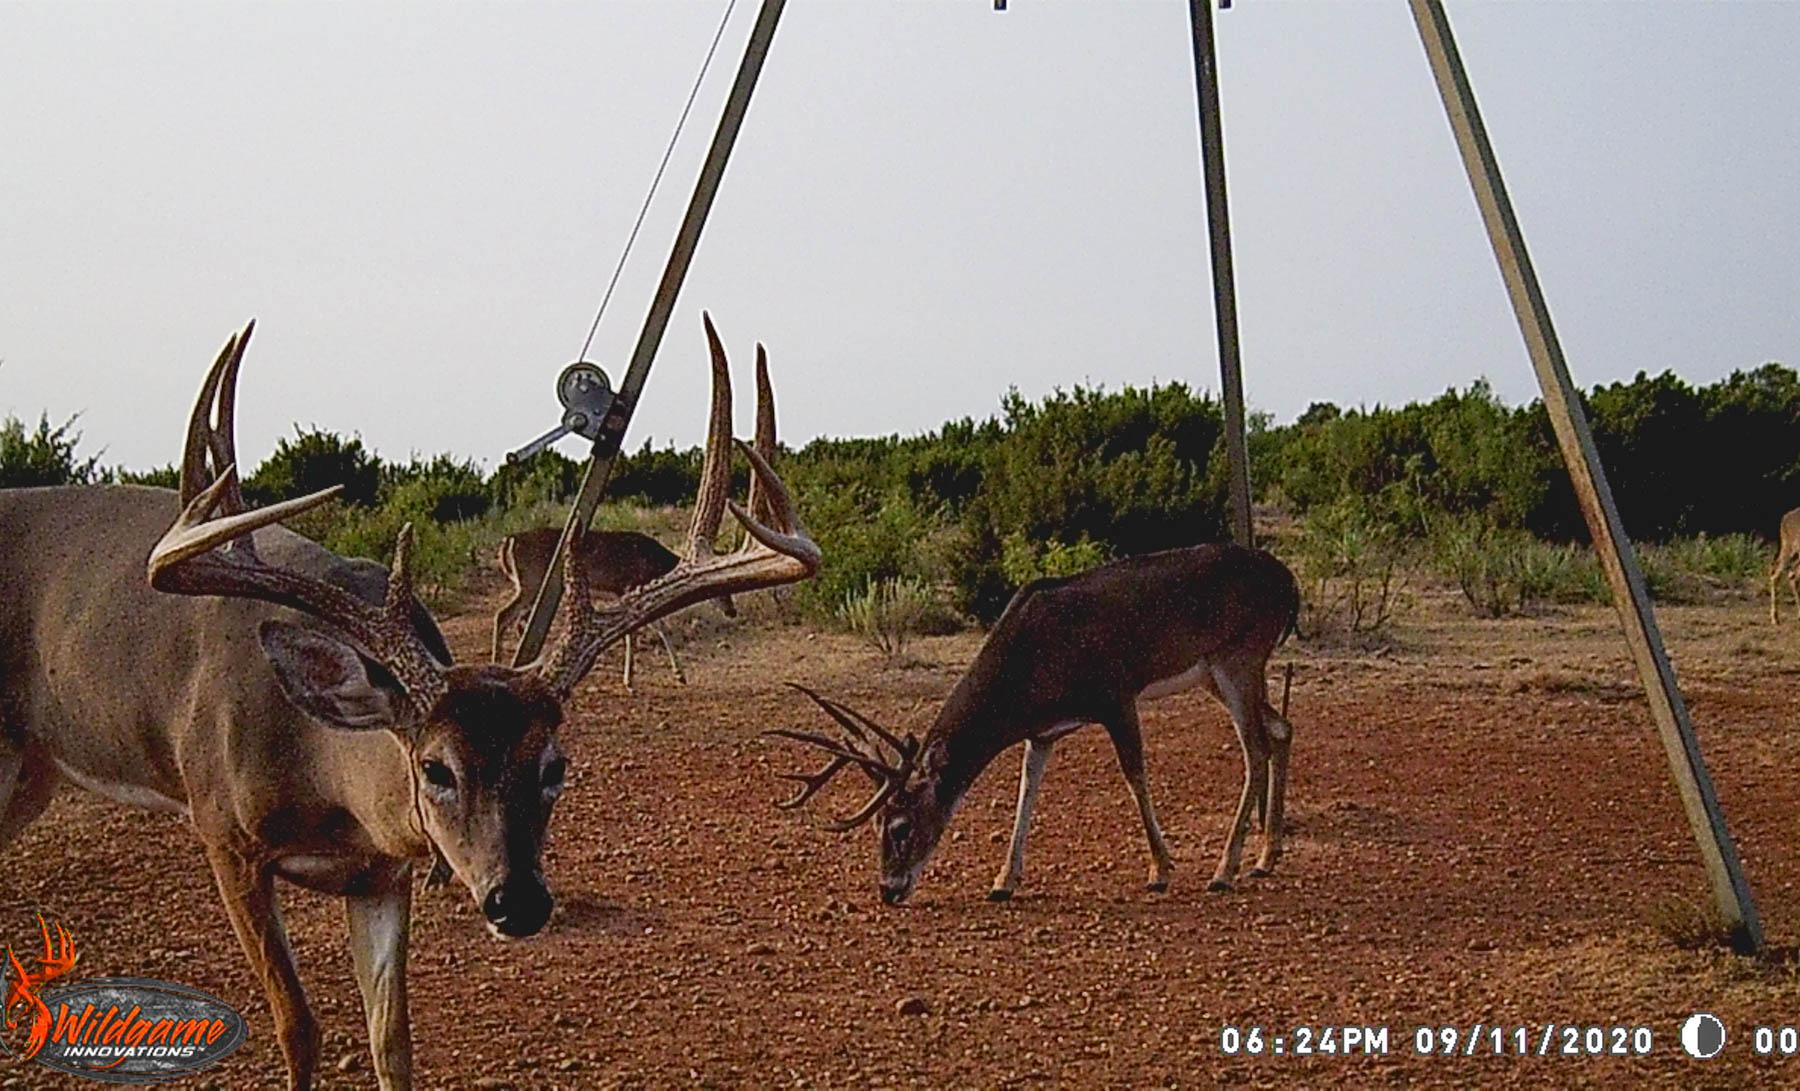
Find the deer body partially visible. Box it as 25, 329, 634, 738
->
1770, 507, 1800, 625
494, 527, 730, 686
771, 543, 1300, 905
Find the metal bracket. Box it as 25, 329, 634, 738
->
505, 362, 615, 464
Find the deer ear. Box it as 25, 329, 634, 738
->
258, 619, 405, 731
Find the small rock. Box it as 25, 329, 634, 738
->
336, 1053, 360, 1073
896, 996, 930, 1017
747, 941, 777, 955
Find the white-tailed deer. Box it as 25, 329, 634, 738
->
0, 318, 817, 1090
1770, 507, 1800, 624
493, 528, 706, 685
768, 545, 1298, 905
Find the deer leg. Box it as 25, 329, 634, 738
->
655, 621, 686, 685
0, 745, 57, 852
1251, 701, 1293, 878
345, 877, 414, 1091
1773, 556, 1788, 625
1206, 660, 1270, 894
204, 844, 318, 1091
621, 632, 635, 691
1101, 706, 1175, 893
988, 738, 1054, 902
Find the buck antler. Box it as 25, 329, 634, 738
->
534, 316, 820, 698
764, 685, 919, 830
146, 323, 450, 716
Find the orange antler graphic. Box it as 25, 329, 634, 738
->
4, 917, 78, 1062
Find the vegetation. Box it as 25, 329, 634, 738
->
4, 360, 1794, 628
838, 577, 938, 660
0, 413, 100, 487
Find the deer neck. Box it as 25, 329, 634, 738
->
301, 729, 438, 864
919, 691, 1030, 813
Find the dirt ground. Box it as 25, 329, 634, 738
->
7, 582, 1800, 1089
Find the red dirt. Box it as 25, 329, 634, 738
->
6, 592, 1800, 1088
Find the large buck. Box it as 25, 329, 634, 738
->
0, 320, 818, 1090
768, 545, 1298, 905
490, 321, 779, 685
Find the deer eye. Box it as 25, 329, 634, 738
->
420, 759, 457, 794
542, 757, 567, 798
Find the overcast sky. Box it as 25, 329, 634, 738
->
3, 1, 1796, 472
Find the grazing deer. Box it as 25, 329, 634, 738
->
768, 545, 1298, 905
1770, 508, 1800, 624
0, 318, 817, 1090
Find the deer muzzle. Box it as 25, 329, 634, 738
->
482, 875, 553, 939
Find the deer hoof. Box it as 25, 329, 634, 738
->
986, 887, 1015, 903
1206, 878, 1234, 894
1144, 879, 1169, 894
1247, 866, 1273, 879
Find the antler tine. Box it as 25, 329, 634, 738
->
794, 683, 915, 764
824, 779, 901, 832
772, 755, 854, 810
180, 332, 237, 507
759, 727, 894, 774
785, 682, 873, 745
726, 441, 817, 558
149, 331, 450, 715
740, 343, 776, 534
688, 311, 734, 562
212, 319, 253, 514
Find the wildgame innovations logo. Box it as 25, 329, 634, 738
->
1, 916, 247, 1084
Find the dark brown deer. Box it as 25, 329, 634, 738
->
0, 317, 818, 1090
768, 545, 1298, 905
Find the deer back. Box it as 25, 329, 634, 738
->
931, 544, 1299, 745
0, 485, 439, 840
502, 527, 680, 599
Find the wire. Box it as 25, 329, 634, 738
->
577, 0, 742, 362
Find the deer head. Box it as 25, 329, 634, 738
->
148, 320, 819, 937
763, 686, 944, 905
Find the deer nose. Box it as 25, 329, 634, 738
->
483, 878, 553, 938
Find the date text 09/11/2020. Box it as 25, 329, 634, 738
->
1217, 1025, 1659, 1058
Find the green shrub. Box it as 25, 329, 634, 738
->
114, 463, 179, 489
796, 484, 955, 620
383, 454, 490, 523
999, 532, 1109, 585
489, 449, 582, 509
246, 427, 382, 507
955, 383, 1225, 620
1288, 496, 1410, 633
1428, 513, 1591, 616
838, 577, 938, 659
1649, 534, 1769, 590
0, 413, 99, 488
